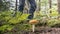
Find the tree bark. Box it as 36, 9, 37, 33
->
49, 0, 52, 9
57, 0, 60, 14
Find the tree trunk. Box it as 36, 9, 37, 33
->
49, 0, 52, 9
57, 0, 60, 14
23, 0, 29, 14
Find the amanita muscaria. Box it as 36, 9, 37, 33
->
29, 19, 39, 32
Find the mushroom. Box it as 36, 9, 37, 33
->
29, 19, 39, 32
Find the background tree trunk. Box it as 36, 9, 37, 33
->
49, 0, 52, 9
57, 0, 60, 14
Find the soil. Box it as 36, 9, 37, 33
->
3, 26, 60, 34
30, 26, 60, 34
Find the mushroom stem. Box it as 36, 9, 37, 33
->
32, 24, 35, 32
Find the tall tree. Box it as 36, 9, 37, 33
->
49, 0, 52, 9
57, 0, 60, 14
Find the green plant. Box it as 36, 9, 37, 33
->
0, 11, 29, 33
47, 19, 60, 27
34, 9, 60, 27
14, 24, 31, 31
34, 11, 47, 20
48, 8, 59, 18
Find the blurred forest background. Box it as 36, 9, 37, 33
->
0, 0, 60, 34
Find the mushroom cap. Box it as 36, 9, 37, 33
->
29, 20, 39, 24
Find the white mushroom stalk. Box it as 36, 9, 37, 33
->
32, 24, 35, 32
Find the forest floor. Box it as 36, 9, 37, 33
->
4, 26, 60, 34
29, 26, 60, 34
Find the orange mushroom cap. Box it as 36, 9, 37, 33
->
29, 20, 39, 24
